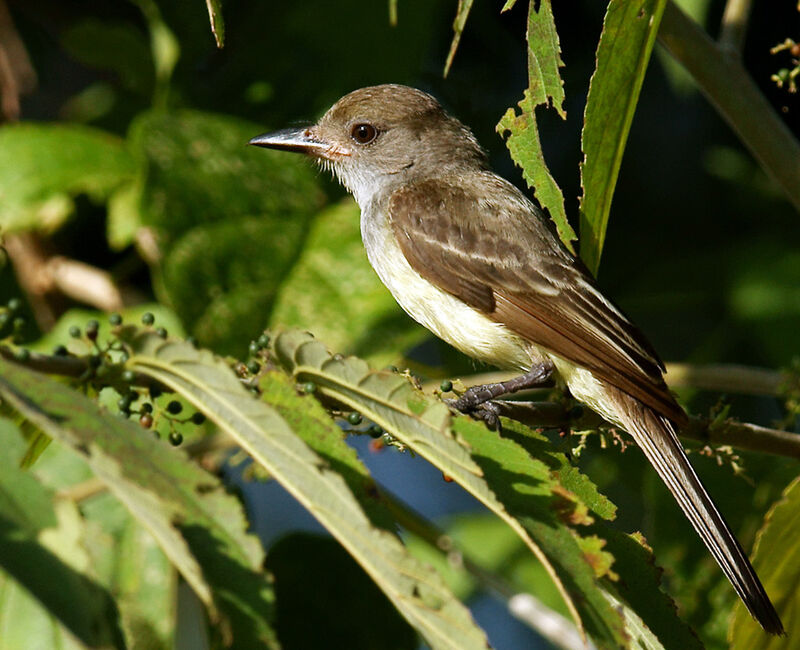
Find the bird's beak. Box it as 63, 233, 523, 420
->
248, 127, 340, 157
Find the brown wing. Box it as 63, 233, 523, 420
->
389, 175, 687, 425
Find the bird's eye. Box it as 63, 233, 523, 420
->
350, 123, 378, 144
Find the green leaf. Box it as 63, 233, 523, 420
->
496, 0, 576, 252
120, 327, 491, 650
0, 124, 136, 233
0, 445, 126, 649
269, 199, 428, 367
205, 0, 225, 48
126, 109, 324, 353
729, 475, 800, 648
271, 330, 630, 644
0, 358, 277, 649
443, 0, 474, 77
579, 0, 668, 276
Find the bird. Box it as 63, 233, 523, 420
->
249, 84, 783, 634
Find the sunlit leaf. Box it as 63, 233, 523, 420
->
579, 0, 668, 276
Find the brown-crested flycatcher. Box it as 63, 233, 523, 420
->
250, 84, 783, 634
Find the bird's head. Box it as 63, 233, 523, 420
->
249, 84, 486, 205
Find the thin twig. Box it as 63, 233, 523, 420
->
718, 0, 753, 56
658, 1, 800, 212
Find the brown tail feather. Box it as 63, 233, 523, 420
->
608, 386, 784, 635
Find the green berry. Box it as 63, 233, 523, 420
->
118, 395, 133, 411
141, 312, 155, 326
141, 402, 153, 414
53, 344, 68, 356
347, 412, 362, 425
139, 413, 153, 428
121, 369, 136, 383
257, 333, 270, 348
0, 312, 10, 329
247, 360, 260, 374
777, 68, 791, 83
14, 348, 30, 361
191, 412, 206, 425
440, 379, 453, 393
109, 313, 122, 326
168, 432, 183, 446
303, 381, 316, 394
69, 325, 81, 338
368, 423, 383, 438
155, 327, 167, 339
7, 298, 21, 312
248, 341, 260, 356
166, 400, 183, 415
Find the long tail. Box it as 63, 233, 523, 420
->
607, 385, 784, 634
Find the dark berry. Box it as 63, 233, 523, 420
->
118, 395, 133, 411
257, 333, 270, 348
440, 379, 453, 393
155, 327, 167, 339
141, 312, 155, 326
69, 325, 81, 338
121, 369, 136, 383
347, 412, 362, 425
166, 400, 183, 415
190, 412, 206, 425
246, 360, 260, 374
368, 423, 383, 438
109, 313, 122, 326
53, 344, 68, 356
186, 336, 198, 347
303, 382, 316, 394
14, 348, 30, 361
248, 341, 260, 356
85, 319, 99, 334
168, 432, 183, 446
141, 402, 153, 414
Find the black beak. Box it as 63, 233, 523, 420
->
248, 127, 328, 155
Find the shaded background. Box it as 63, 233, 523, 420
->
3, 0, 799, 647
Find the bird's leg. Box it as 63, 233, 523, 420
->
448, 361, 555, 429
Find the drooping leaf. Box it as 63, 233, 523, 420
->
205, 0, 225, 48
496, 0, 575, 252
0, 358, 277, 649
0, 124, 135, 233
443, 0, 474, 77
269, 199, 428, 367
271, 329, 631, 645
0, 439, 126, 649
579, 0, 668, 276
729, 475, 800, 648
120, 327, 491, 650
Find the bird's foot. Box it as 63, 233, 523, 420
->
446, 361, 555, 431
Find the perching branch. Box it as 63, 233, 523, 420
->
658, 1, 800, 213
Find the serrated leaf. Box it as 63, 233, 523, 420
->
120, 327, 490, 650
269, 199, 428, 367
0, 444, 126, 649
496, 0, 576, 252
579, 0, 668, 276
271, 329, 632, 645
729, 475, 800, 648
0, 358, 277, 649
0, 124, 135, 233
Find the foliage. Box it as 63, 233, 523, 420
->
0, 1, 796, 649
